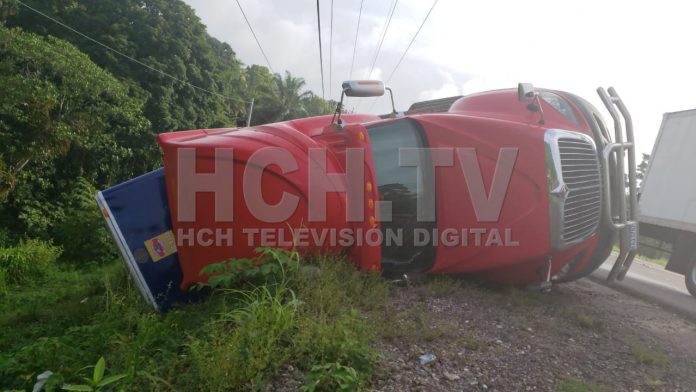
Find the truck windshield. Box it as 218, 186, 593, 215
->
367, 119, 436, 273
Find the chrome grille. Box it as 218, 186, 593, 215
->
558, 138, 601, 243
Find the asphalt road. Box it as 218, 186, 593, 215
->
589, 253, 696, 321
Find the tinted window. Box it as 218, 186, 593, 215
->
367, 119, 436, 273
540, 91, 580, 125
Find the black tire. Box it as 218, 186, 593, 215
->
686, 259, 696, 298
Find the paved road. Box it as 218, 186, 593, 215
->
589, 253, 696, 321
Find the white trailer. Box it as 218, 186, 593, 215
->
639, 109, 696, 296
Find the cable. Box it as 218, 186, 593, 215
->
235, 0, 274, 74
329, 0, 334, 98
316, 0, 326, 99
368, 0, 439, 112
365, 0, 398, 80
385, 0, 439, 84
348, 0, 364, 80
15, 0, 249, 104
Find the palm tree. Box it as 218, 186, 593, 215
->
272, 71, 312, 121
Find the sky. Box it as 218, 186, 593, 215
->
184, 0, 696, 156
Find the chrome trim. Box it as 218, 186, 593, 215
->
96, 191, 159, 310
596, 87, 639, 281
545, 129, 602, 251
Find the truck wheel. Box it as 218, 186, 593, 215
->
686, 259, 696, 298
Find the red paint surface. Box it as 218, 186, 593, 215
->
157, 89, 602, 288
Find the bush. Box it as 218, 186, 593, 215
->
0, 238, 62, 283
190, 284, 299, 390
300, 363, 360, 392
0, 267, 6, 295
52, 178, 116, 263
0, 227, 10, 246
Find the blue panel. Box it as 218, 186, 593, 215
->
98, 168, 199, 311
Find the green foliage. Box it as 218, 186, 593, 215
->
294, 308, 379, 375
51, 178, 116, 263
0, 267, 6, 295
0, 25, 157, 250
1, 253, 387, 391
300, 363, 360, 392
0, 238, 61, 283
196, 247, 300, 290
631, 341, 668, 366
0, 25, 154, 199
556, 378, 607, 392
637, 153, 650, 185
62, 357, 127, 391
190, 283, 299, 390
0, 0, 16, 22
8, 0, 245, 134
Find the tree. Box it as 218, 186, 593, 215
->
243, 65, 279, 126
302, 94, 336, 118
8, 0, 246, 133
0, 26, 153, 245
272, 71, 312, 121
637, 153, 650, 188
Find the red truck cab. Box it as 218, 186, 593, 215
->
156, 82, 639, 290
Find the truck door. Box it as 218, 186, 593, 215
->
366, 119, 436, 273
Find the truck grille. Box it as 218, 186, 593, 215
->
558, 138, 602, 243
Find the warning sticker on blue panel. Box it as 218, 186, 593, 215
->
144, 231, 177, 262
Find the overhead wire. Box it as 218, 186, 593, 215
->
15, 0, 251, 104
368, 0, 439, 112
316, 0, 326, 99
235, 0, 274, 74
348, 0, 364, 80
384, 0, 439, 84
365, 0, 398, 80
329, 0, 334, 98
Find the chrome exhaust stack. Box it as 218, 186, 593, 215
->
597, 87, 639, 281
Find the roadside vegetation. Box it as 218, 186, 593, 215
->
0, 0, 335, 287
1, 248, 389, 391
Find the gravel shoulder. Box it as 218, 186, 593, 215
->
368, 277, 696, 392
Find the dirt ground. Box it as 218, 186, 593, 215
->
369, 277, 696, 392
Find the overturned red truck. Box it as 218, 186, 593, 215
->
98, 81, 639, 310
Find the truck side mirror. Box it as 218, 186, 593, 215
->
342, 80, 385, 97
518, 83, 536, 101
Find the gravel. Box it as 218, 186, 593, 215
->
369, 278, 696, 392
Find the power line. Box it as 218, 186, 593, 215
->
365, 0, 398, 80
235, 0, 274, 74
349, 0, 364, 80
316, 0, 326, 99
385, 0, 439, 83
329, 0, 334, 98
15, 0, 250, 104
369, 0, 439, 112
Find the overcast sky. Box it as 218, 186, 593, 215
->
184, 0, 696, 155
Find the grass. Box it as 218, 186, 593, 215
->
502, 286, 544, 307
556, 378, 607, 392
0, 249, 389, 391
415, 275, 462, 298
631, 341, 668, 367
644, 377, 666, 389
612, 243, 669, 268
565, 309, 601, 331
376, 305, 459, 343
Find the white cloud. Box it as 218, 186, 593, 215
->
185, 0, 696, 155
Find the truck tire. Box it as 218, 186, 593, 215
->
686, 259, 696, 298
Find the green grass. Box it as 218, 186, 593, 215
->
631, 341, 668, 367
556, 378, 607, 392
0, 250, 389, 391
564, 309, 602, 331
376, 305, 459, 343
